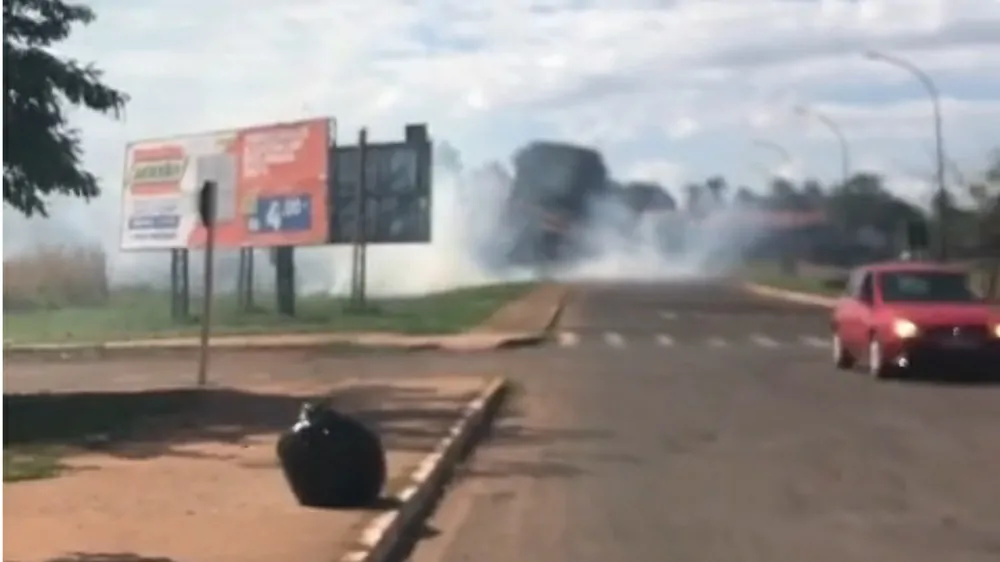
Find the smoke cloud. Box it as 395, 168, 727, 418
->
3, 140, 763, 298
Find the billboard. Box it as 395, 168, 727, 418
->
330, 140, 432, 244
120, 118, 331, 250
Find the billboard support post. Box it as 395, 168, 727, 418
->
349, 128, 369, 310
170, 248, 190, 321
237, 247, 254, 312
359, 128, 369, 306
275, 246, 295, 316
197, 180, 217, 388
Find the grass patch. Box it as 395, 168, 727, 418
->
2, 282, 536, 344
740, 263, 845, 297
2, 391, 195, 482
3, 446, 67, 482
742, 260, 1000, 300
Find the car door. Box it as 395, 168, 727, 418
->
852, 272, 876, 350
835, 270, 863, 352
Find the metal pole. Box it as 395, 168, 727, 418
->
932, 95, 947, 260
246, 248, 254, 310
795, 105, 851, 186
197, 184, 217, 388
864, 50, 947, 260
358, 128, 369, 307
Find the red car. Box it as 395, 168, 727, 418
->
831, 260, 1000, 378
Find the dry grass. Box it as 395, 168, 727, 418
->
3, 246, 110, 311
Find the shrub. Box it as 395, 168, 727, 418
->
3, 246, 109, 311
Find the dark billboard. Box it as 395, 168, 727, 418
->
329, 125, 432, 244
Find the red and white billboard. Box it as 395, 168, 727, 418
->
120, 118, 332, 250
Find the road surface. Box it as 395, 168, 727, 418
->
405, 281, 1000, 562
5, 280, 999, 562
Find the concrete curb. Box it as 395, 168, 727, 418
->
471, 283, 569, 335
340, 377, 509, 562
743, 282, 837, 308
1, 334, 548, 359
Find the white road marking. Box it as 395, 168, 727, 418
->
751, 334, 780, 348
708, 337, 728, 347
655, 334, 675, 346
557, 331, 580, 347
658, 310, 678, 320
801, 335, 829, 348
604, 332, 626, 348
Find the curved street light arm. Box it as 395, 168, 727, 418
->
865, 50, 948, 259
751, 138, 792, 166
795, 105, 852, 185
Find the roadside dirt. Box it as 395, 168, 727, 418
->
3, 370, 492, 562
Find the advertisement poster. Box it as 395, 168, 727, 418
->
120, 118, 331, 250
329, 142, 432, 244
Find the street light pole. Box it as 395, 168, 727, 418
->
751, 138, 793, 179
794, 105, 851, 187
864, 50, 948, 260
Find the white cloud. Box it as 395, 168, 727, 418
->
6, 0, 1000, 288
625, 159, 688, 188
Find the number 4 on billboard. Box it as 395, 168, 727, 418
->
198, 181, 217, 227
266, 200, 282, 232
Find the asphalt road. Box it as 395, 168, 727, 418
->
5, 281, 999, 562
405, 280, 1000, 562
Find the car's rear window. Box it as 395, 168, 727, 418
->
879, 270, 980, 303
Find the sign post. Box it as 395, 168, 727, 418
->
197, 180, 217, 388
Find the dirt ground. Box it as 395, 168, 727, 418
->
3, 355, 493, 562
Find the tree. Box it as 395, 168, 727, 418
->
733, 186, 757, 207
968, 149, 1000, 295
622, 181, 676, 213
704, 175, 728, 206
766, 177, 802, 209
684, 182, 705, 215
4, 0, 128, 217
800, 179, 825, 209
435, 141, 463, 174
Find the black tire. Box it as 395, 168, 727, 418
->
832, 331, 856, 370
867, 337, 896, 380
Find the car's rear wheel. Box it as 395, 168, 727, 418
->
832, 332, 855, 369
867, 337, 895, 380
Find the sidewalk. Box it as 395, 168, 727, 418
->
3, 374, 495, 562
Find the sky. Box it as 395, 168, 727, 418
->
4, 0, 1000, 286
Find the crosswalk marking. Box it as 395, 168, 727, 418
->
800, 335, 829, 348
604, 332, 626, 348
551, 332, 834, 350
656, 334, 675, 346
750, 334, 779, 348
557, 331, 580, 347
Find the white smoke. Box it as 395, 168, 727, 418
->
550, 193, 765, 283
3, 142, 765, 298
324, 159, 531, 297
